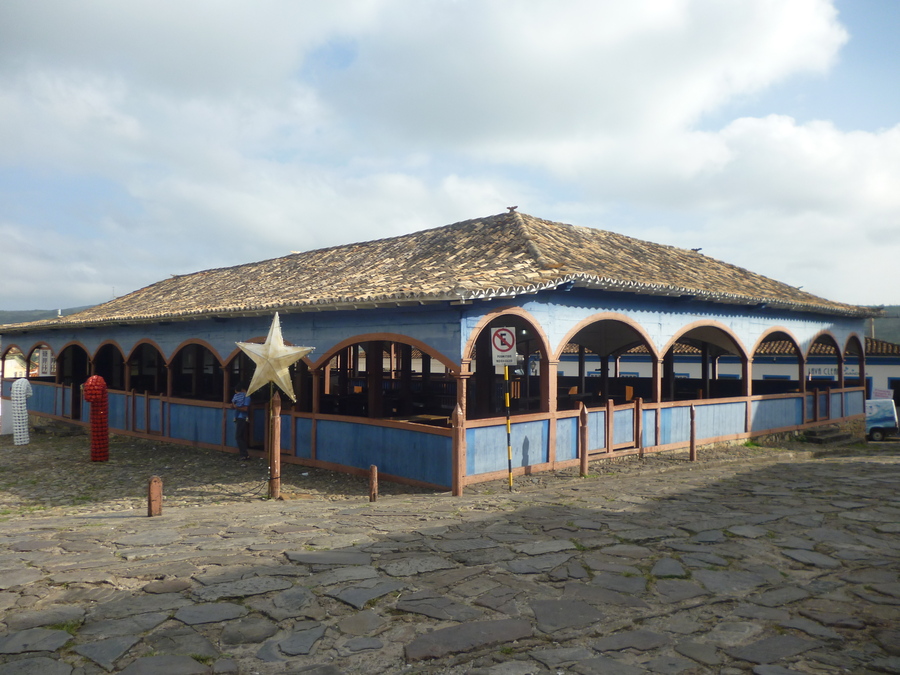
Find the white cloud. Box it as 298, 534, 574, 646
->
0, 0, 897, 311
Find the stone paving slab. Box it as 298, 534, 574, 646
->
0, 449, 898, 674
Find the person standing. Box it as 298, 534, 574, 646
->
232, 383, 251, 460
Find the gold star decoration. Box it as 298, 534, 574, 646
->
236, 313, 313, 402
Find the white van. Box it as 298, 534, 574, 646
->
866, 399, 899, 442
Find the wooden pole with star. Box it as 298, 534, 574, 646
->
236, 313, 313, 500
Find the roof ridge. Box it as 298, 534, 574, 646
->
512, 211, 563, 270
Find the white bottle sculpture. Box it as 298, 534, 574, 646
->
11, 378, 33, 446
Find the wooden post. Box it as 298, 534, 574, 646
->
579, 402, 589, 477
606, 398, 615, 454
269, 391, 281, 500
148, 476, 162, 516
451, 401, 466, 497
369, 465, 378, 502
635, 397, 644, 459
689, 404, 697, 462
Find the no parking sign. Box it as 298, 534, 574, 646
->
491, 327, 517, 367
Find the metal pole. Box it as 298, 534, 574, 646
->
505, 365, 513, 492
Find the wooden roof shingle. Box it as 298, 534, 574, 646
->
0, 211, 877, 334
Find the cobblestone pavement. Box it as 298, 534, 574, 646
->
0, 437, 898, 674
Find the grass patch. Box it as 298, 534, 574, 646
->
49, 620, 82, 635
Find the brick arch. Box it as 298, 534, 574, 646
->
126, 339, 166, 363
54, 340, 91, 360
2, 342, 34, 360
168, 338, 226, 368
663, 319, 750, 361
93, 340, 128, 390
311, 333, 457, 374
750, 327, 803, 356
843, 333, 865, 357
554, 312, 660, 362
462, 307, 551, 365
1, 342, 33, 380
806, 330, 841, 360
93, 340, 126, 361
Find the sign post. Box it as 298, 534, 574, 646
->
491, 328, 517, 492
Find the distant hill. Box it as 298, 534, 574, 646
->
873, 305, 900, 344
0, 306, 94, 326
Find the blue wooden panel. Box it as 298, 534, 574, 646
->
134, 394, 147, 431
318, 420, 452, 486
805, 394, 814, 420
696, 401, 745, 439
555, 417, 578, 462
466, 420, 549, 476
586, 410, 606, 451
818, 392, 828, 418
108, 392, 127, 430
60, 387, 69, 417
844, 390, 864, 416
660, 406, 690, 445
224, 414, 237, 449
829, 392, 842, 418
168, 403, 223, 445
642, 409, 657, 447
148, 398, 162, 433
281, 414, 292, 452
1, 380, 11, 397
252, 413, 266, 445
751, 397, 803, 432
294, 417, 313, 459
29, 382, 57, 415
613, 408, 634, 445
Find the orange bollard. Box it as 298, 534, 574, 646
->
148, 475, 163, 516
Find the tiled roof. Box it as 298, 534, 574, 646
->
866, 337, 900, 356
0, 211, 877, 333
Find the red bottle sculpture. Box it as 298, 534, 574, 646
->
83, 375, 109, 462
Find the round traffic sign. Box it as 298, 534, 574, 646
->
492, 328, 516, 352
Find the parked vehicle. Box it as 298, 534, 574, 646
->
865, 399, 899, 442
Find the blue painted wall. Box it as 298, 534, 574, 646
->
752, 397, 803, 432
466, 420, 549, 475
642, 408, 657, 447
660, 406, 691, 445
586, 410, 607, 451
555, 416, 578, 461
294, 417, 313, 459
107, 392, 127, 430
317, 420, 452, 486
612, 408, 635, 446
30, 382, 57, 416
695, 401, 746, 439
169, 403, 223, 445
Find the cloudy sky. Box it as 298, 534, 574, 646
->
1, 0, 898, 311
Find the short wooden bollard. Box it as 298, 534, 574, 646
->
148, 476, 163, 516
369, 465, 378, 502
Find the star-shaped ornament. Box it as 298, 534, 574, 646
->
236, 313, 313, 402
